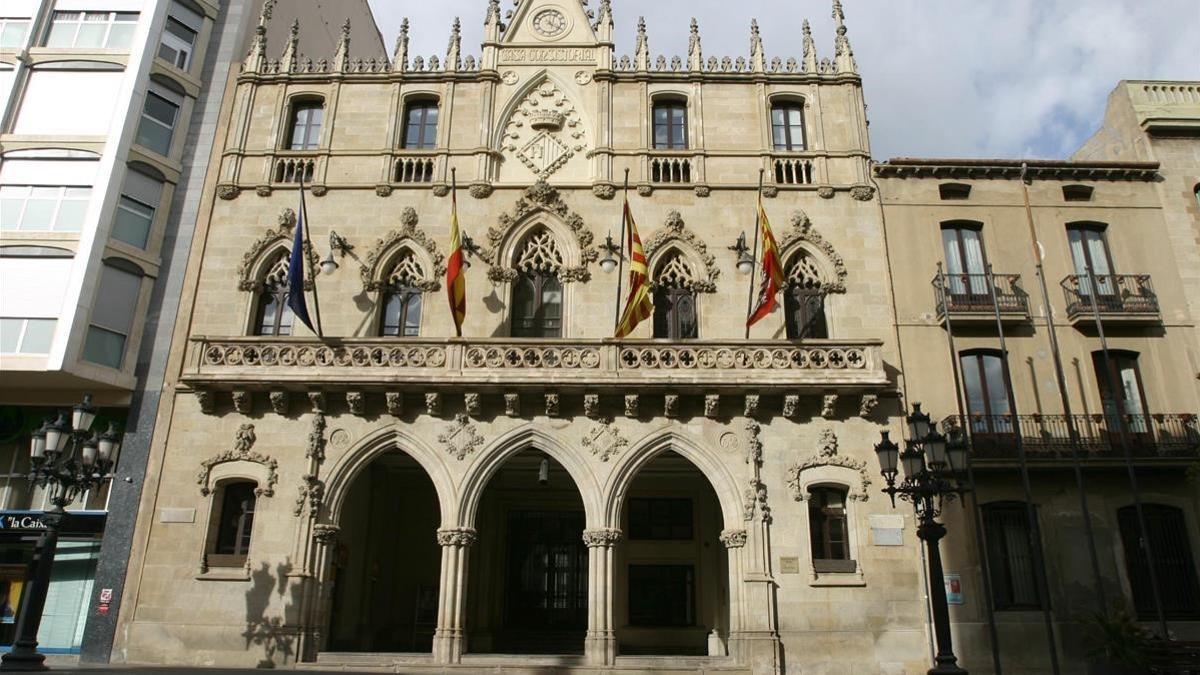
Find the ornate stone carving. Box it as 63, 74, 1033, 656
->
195, 390, 216, 415
583, 528, 623, 547
293, 474, 325, 517
203, 343, 448, 371
859, 394, 879, 419
360, 207, 446, 292
504, 393, 520, 417
311, 185, 328, 197
437, 528, 478, 547
664, 394, 680, 418
636, 184, 653, 197
216, 184, 240, 200
744, 478, 771, 522
624, 394, 639, 418
704, 395, 720, 419
255, 186, 272, 197
375, 184, 393, 197
776, 211, 848, 294
744, 419, 763, 466
643, 211, 720, 293
584, 394, 600, 419
592, 183, 616, 200
313, 524, 340, 546
438, 414, 483, 460
386, 392, 403, 416
469, 183, 494, 199
307, 414, 326, 462
308, 391, 326, 414
465, 392, 482, 417
786, 428, 872, 502
544, 392, 560, 417
268, 391, 289, 415
499, 78, 588, 179
822, 394, 838, 419
762, 185, 779, 199
850, 185, 875, 202
432, 184, 451, 197
236, 214, 317, 292
346, 391, 365, 416
694, 185, 711, 198
783, 394, 800, 419
744, 395, 760, 419
484, 181, 597, 284
425, 392, 442, 416
582, 418, 628, 462
197, 424, 278, 498
464, 344, 601, 370
232, 390, 252, 414
817, 186, 835, 199
719, 529, 748, 548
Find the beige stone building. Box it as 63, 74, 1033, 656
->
108, 1, 1199, 673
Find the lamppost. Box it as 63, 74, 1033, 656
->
0, 395, 120, 672
873, 404, 970, 675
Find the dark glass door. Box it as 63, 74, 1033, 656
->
1093, 352, 1152, 449
960, 352, 1015, 454
941, 226, 990, 309
504, 510, 587, 632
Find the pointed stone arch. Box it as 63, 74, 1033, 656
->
777, 210, 847, 294
643, 210, 719, 293
359, 207, 446, 292
495, 70, 590, 180
236, 208, 318, 291
483, 180, 597, 283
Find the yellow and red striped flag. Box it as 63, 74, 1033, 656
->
614, 199, 653, 338
446, 184, 467, 337
747, 198, 785, 328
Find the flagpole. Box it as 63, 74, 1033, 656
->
451, 168, 461, 339
743, 169, 765, 340
298, 176, 324, 338
613, 169, 630, 333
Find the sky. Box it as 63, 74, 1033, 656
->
364, 0, 1199, 160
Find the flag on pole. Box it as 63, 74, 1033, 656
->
614, 199, 653, 338
747, 198, 785, 328
287, 185, 318, 335
446, 182, 467, 337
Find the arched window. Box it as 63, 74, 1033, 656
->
511, 229, 564, 338
652, 252, 698, 340
959, 350, 1013, 443
208, 480, 257, 567
652, 99, 688, 150
808, 485, 854, 573
982, 502, 1041, 610
770, 101, 806, 152
380, 250, 424, 337
1118, 504, 1200, 619
253, 252, 294, 336
286, 98, 324, 150
402, 99, 439, 150
784, 251, 828, 339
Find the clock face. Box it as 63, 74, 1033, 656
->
532, 9, 568, 38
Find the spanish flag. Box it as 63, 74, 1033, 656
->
446, 183, 467, 337
614, 199, 653, 339
747, 198, 785, 328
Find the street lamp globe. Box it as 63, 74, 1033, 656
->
71, 393, 96, 434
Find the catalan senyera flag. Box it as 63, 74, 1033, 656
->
747, 198, 785, 328
614, 199, 653, 339
446, 186, 467, 337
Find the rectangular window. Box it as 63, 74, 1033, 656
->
0, 186, 91, 232
0, 318, 56, 354
653, 102, 689, 150
111, 170, 163, 249
135, 91, 179, 156
45, 11, 138, 49
771, 103, 806, 151
808, 486, 855, 573
983, 503, 1042, 610
0, 18, 31, 48
81, 265, 141, 369
628, 565, 695, 627
157, 17, 197, 69
1067, 226, 1116, 296
1118, 504, 1200, 619
628, 498, 693, 540
402, 102, 439, 149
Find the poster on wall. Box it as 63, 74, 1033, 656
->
0, 566, 26, 625
945, 573, 964, 605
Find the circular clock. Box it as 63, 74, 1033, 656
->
532, 9, 568, 38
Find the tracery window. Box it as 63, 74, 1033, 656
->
379, 250, 424, 337
511, 229, 564, 338
653, 252, 698, 340
253, 252, 294, 336
784, 252, 828, 339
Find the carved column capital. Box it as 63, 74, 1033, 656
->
582, 528, 623, 548
436, 527, 478, 548
719, 529, 748, 548
313, 524, 340, 546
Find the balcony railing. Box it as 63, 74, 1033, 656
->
943, 413, 1199, 463
933, 272, 1029, 320
772, 155, 814, 185
183, 337, 887, 391
393, 154, 436, 183
650, 155, 693, 184
1061, 274, 1159, 320
273, 155, 316, 184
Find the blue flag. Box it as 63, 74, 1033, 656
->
287, 193, 317, 335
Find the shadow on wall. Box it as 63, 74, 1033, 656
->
244, 559, 301, 668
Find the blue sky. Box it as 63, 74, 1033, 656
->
365, 0, 1199, 159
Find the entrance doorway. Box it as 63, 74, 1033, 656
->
468, 450, 587, 655
327, 450, 440, 653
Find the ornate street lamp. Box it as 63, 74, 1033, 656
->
1, 394, 121, 672
874, 403, 970, 675
729, 232, 755, 275
599, 233, 621, 274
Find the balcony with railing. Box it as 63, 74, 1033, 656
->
649, 154, 693, 184
772, 155, 815, 185
393, 154, 438, 184
1061, 274, 1160, 323
932, 272, 1029, 324
272, 153, 318, 184
942, 413, 1199, 466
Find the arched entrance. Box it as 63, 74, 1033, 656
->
614, 450, 729, 656
466, 449, 588, 655
326, 449, 441, 653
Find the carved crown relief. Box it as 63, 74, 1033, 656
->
643, 211, 719, 293
484, 181, 597, 283
499, 76, 588, 180
360, 207, 446, 292
777, 210, 847, 294
786, 428, 871, 503
237, 209, 318, 291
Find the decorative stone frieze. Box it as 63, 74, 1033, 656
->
582, 418, 628, 462
636, 184, 653, 197
499, 78, 588, 180
346, 392, 365, 416
694, 185, 711, 198
438, 414, 484, 461
469, 183, 494, 199
582, 528, 623, 547
592, 183, 616, 200
268, 391, 289, 415
197, 424, 278, 498
545, 392, 560, 417
719, 529, 748, 548
232, 391, 252, 414
360, 207, 447, 292
777, 211, 848, 294
762, 185, 779, 199
432, 184, 451, 197
817, 186, 835, 199
783, 394, 800, 419
617, 344, 867, 371
744, 394, 760, 419
850, 185, 875, 201
436, 528, 478, 547
821, 394, 838, 419
744, 419, 763, 466
643, 211, 719, 293
293, 474, 325, 517
375, 185, 393, 197
312, 524, 339, 546
464, 344, 601, 370
786, 428, 872, 502
236, 213, 317, 292
216, 184, 239, 200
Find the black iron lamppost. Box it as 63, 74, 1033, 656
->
0, 395, 120, 672
874, 404, 970, 675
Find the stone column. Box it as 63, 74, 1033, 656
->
583, 528, 622, 666
299, 524, 340, 661
719, 529, 747, 658
433, 527, 476, 664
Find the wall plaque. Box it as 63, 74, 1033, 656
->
779, 557, 801, 575
500, 48, 596, 64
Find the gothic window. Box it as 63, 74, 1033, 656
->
808, 485, 854, 573
1118, 504, 1200, 619
653, 252, 698, 340
983, 502, 1042, 610
285, 98, 324, 151
511, 229, 564, 338
784, 252, 828, 339
209, 480, 257, 567
401, 99, 439, 150
253, 252, 294, 336
379, 250, 425, 337
771, 101, 806, 152
652, 100, 688, 150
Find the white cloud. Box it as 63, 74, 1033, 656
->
366, 0, 1199, 159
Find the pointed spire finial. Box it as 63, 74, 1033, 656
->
687, 18, 701, 71
635, 16, 649, 72
750, 19, 764, 73
280, 19, 299, 72
802, 19, 817, 73
258, 0, 276, 28
447, 17, 462, 71
833, 0, 846, 30
334, 18, 351, 71
392, 18, 409, 72
831, 0, 857, 73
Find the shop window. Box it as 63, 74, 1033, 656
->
1118, 504, 1200, 619
209, 480, 257, 567
808, 485, 854, 573
286, 98, 324, 151
401, 99, 439, 149
253, 252, 294, 336
983, 502, 1042, 610
628, 498, 693, 540
628, 565, 695, 627
652, 99, 688, 150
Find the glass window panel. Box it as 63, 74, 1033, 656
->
74, 22, 106, 48
106, 22, 135, 49
164, 17, 196, 44
404, 293, 422, 336
136, 119, 173, 155
982, 355, 1011, 415
92, 265, 141, 333
654, 124, 668, 148
112, 196, 153, 248
1, 188, 24, 229
53, 196, 87, 232
961, 355, 986, 416
771, 108, 786, 126
772, 126, 787, 150
20, 191, 56, 230
0, 319, 19, 353
45, 17, 78, 47
1, 21, 29, 48
143, 93, 178, 125
81, 326, 126, 369
788, 107, 804, 125
18, 319, 55, 353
